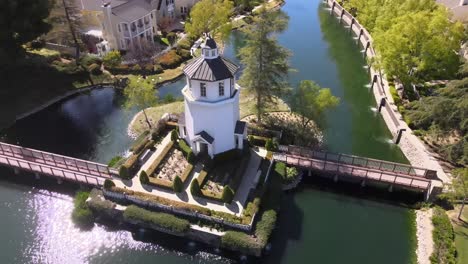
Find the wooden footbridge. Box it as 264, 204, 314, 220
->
0, 142, 117, 187
274, 145, 437, 197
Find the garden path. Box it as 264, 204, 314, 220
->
112, 134, 263, 216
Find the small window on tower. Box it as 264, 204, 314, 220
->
200, 83, 206, 97
219, 82, 224, 96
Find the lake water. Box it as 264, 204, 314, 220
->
0, 0, 416, 263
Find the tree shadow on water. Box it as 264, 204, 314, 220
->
260, 192, 304, 264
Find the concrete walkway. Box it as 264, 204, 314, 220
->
112, 135, 263, 216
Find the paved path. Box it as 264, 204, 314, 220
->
113, 136, 263, 216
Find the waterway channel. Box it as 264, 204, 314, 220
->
0, 0, 416, 263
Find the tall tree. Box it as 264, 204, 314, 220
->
124, 76, 158, 129
238, 6, 290, 122
185, 0, 233, 40
450, 168, 468, 220
290, 80, 339, 131
0, 0, 52, 63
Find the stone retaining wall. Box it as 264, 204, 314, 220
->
103, 189, 256, 232
324, 0, 448, 185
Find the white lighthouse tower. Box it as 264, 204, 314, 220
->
178, 37, 246, 158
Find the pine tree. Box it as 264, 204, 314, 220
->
139, 170, 149, 184
238, 6, 290, 123
190, 179, 201, 196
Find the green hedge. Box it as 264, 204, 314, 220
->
146, 141, 174, 176
197, 170, 209, 186
255, 210, 277, 244
109, 187, 245, 224
180, 163, 194, 183
123, 205, 190, 233
242, 198, 261, 224
221, 231, 260, 253
173, 176, 183, 193
130, 131, 150, 154
148, 177, 173, 189
430, 207, 457, 264
178, 140, 191, 156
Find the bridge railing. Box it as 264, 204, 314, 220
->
273, 153, 431, 190
0, 142, 113, 178
278, 145, 436, 178
0, 154, 106, 186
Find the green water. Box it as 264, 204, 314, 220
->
0, 0, 417, 263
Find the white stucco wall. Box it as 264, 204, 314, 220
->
183, 86, 240, 155
188, 78, 235, 102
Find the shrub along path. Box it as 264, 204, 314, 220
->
112, 134, 263, 216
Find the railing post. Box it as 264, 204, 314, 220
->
378, 97, 386, 112
340, 9, 345, 23
364, 41, 370, 58
350, 18, 355, 32
330, 1, 335, 15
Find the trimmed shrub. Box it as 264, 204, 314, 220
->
119, 166, 129, 179
171, 129, 178, 142
222, 185, 235, 204
221, 231, 259, 253
156, 50, 182, 69
123, 205, 190, 233
187, 151, 195, 164
145, 141, 174, 176
88, 63, 102, 75
180, 163, 194, 183
103, 179, 115, 190
197, 170, 209, 187
190, 179, 201, 196
140, 170, 149, 185
178, 139, 192, 156
154, 64, 163, 74
243, 198, 261, 223
173, 176, 183, 193
148, 177, 173, 189
122, 153, 139, 173
71, 191, 94, 228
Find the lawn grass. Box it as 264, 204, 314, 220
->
128, 88, 289, 136
449, 206, 468, 264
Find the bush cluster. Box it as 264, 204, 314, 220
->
71, 191, 94, 228
123, 205, 190, 233
221, 231, 260, 253
103, 179, 115, 190
88, 63, 102, 75
156, 50, 182, 69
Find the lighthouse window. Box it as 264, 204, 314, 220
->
200, 83, 206, 97
218, 82, 224, 96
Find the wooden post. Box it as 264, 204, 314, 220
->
340, 9, 345, 23
330, 1, 335, 15
364, 41, 371, 58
